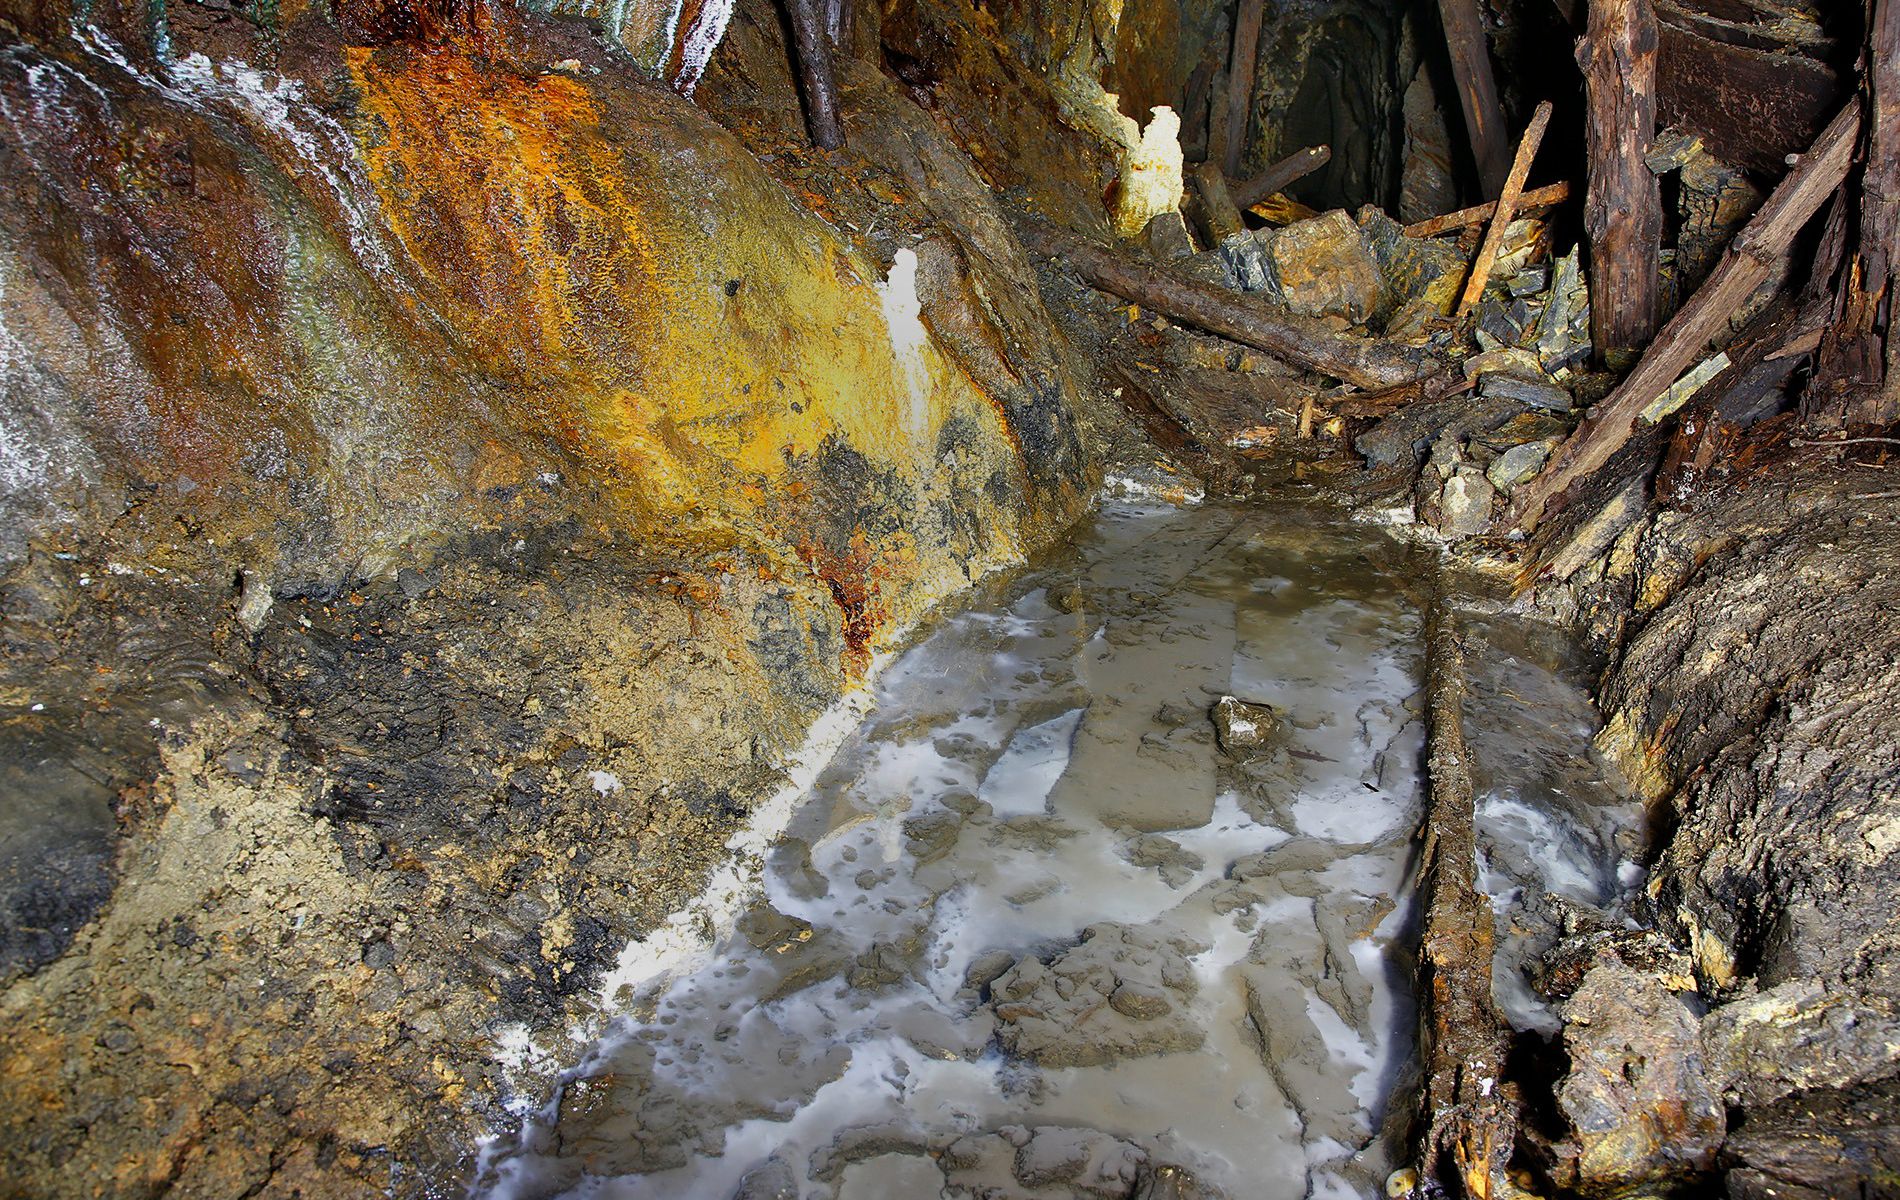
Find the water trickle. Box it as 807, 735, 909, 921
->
477, 502, 1636, 1199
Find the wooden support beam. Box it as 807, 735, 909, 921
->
1190, 161, 1248, 247
784, 0, 843, 149
1230, 145, 1332, 210
1437, 0, 1512, 195
1414, 595, 1516, 1200
1809, 0, 1900, 428
1510, 101, 1861, 535
1581, 0, 1663, 361
1456, 100, 1553, 317
1402, 181, 1572, 238
1222, 0, 1267, 177
1016, 222, 1437, 390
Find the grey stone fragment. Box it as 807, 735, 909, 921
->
1438, 468, 1496, 537
1478, 370, 1572, 411
990, 922, 1206, 1066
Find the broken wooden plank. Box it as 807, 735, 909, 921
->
784, 0, 843, 149
1401, 181, 1572, 239
1437, 0, 1513, 195
1017, 222, 1437, 390
1510, 100, 1861, 534
1231, 145, 1332, 210
1456, 100, 1554, 317
1581, 0, 1664, 361
1222, 0, 1268, 176
1415, 594, 1516, 1200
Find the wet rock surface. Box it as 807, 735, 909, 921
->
1557, 961, 1723, 1190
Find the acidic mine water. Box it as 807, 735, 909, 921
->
477, 502, 1638, 1200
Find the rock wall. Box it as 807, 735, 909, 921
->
0, 0, 1114, 1192
1554, 458, 1900, 1195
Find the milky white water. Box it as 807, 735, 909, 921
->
474, 501, 1637, 1200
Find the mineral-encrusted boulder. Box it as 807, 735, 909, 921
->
990, 923, 1206, 1066
1557, 963, 1724, 1192
1264, 210, 1385, 322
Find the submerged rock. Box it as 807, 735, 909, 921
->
990, 923, 1206, 1066
1210, 696, 1279, 755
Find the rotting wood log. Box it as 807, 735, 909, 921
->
1191, 161, 1248, 248
784, 0, 843, 150
1401, 182, 1572, 239
1509, 101, 1861, 536
1456, 101, 1553, 317
1415, 594, 1516, 1200
1231, 145, 1332, 210
1437, 0, 1512, 195
1809, 0, 1900, 428
1222, 0, 1267, 177
1581, 0, 1663, 361
1018, 222, 1437, 390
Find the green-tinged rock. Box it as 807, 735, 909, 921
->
1485, 440, 1555, 492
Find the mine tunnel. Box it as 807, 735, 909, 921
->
0, 0, 1895, 1195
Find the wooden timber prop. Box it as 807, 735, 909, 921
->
1017, 222, 1440, 391
1401, 182, 1571, 239
1508, 100, 1862, 536
783, 0, 843, 150
1414, 591, 1516, 1200
1231, 145, 1333, 210
1808, 0, 1900, 429
1579, 0, 1663, 361
1436, 0, 1512, 195
1221, 0, 1268, 177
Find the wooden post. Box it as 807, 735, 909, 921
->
1191, 161, 1248, 247
1809, 0, 1900, 428
1510, 102, 1862, 535
1230, 145, 1333, 210
1222, 0, 1267, 177
1580, 0, 1663, 362
1456, 100, 1553, 317
1016, 222, 1438, 390
784, 0, 843, 150
1437, 0, 1512, 196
